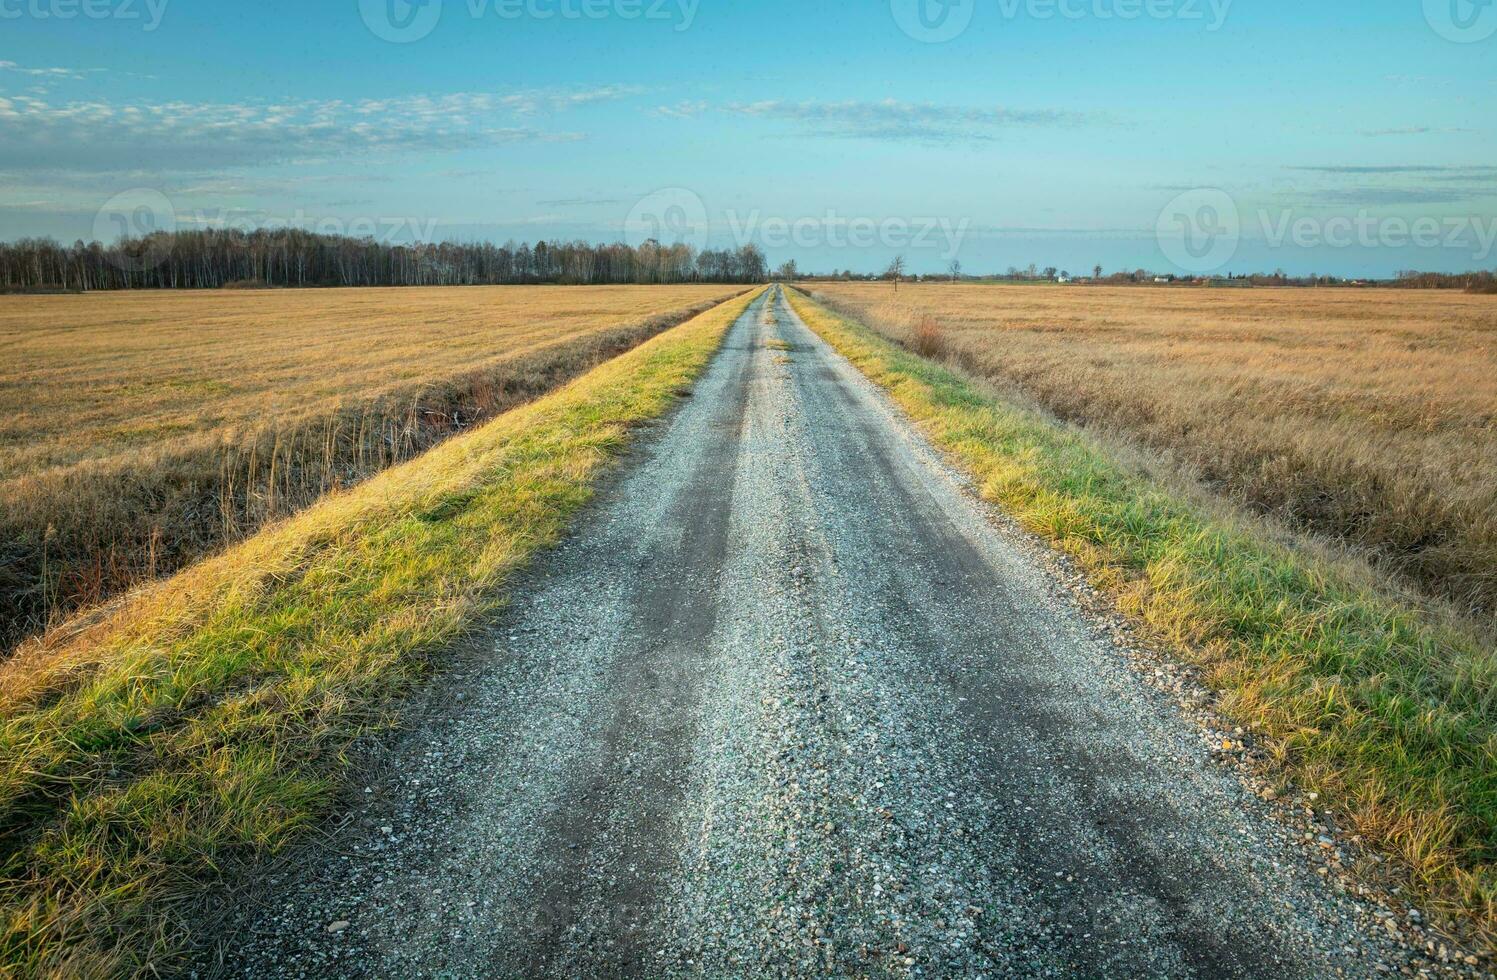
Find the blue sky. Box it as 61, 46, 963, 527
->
1, 0, 1494, 275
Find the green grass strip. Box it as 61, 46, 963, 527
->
0, 288, 762, 978
786, 287, 1495, 949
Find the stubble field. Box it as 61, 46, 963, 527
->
805, 282, 1497, 627
0, 284, 745, 649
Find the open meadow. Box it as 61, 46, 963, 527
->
0, 284, 745, 650
805, 282, 1497, 626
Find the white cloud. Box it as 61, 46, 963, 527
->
1359, 126, 1476, 137
0, 86, 629, 173
654, 100, 709, 119
670, 98, 1093, 143
0, 60, 102, 80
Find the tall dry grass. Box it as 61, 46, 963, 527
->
0, 285, 744, 650
0, 290, 762, 977
808, 282, 1497, 626
788, 286, 1497, 951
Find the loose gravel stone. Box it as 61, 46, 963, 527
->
197, 289, 1482, 978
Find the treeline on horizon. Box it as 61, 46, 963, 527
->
1, 229, 1492, 293
1390, 269, 1497, 292
816, 265, 1497, 292
0, 230, 770, 291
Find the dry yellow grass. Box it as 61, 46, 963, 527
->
807, 282, 1497, 623
0, 285, 744, 480
0, 289, 761, 976
0, 285, 745, 648
788, 286, 1496, 951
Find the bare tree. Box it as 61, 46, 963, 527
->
0, 231, 771, 291
948, 258, 962, 283
886, 255, 907, 292
1093, 264, 1103, 280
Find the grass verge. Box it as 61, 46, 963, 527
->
786, 287, 1496, 950
1, 289, 745, 654
803, 282, 1497, 625
0, 288, 761, 977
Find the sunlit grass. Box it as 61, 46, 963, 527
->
806, 282, 1497, 625
0, 284, 746, 649
0, 288, 762, 978
788, 287, 1496, 952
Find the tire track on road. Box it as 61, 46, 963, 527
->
212, 287, 1435, 978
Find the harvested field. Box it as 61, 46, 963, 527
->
0, 285, 746, 650
805, 282, 1497, 624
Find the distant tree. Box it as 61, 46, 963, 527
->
775, 259, 799, 281
948, 258, 962, 282
1042, 266, 1058, 280
1093, 264, 1103, 280
885, 255, 907, 291
0, 229, 770, 290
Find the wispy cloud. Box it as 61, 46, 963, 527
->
653, 100, 709, 119
536, 197, 622, 207
351, 85, 643, 119
1288, 165, 1497, 176
1279, 165, 1497, 207
1319, 188, 1487, 205
658, 98, 1093, 143
1359, 126, 1475, 137
0, 60, 101, 80
0, 87, 633, 174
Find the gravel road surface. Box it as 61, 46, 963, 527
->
208, 288, 1441, 977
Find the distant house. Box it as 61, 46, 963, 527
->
1057, 273, 1072, 284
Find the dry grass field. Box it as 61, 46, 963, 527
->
0, 284, 745, 649
789, 286, 1497, 951
0, 291, 761, 976
806, 282, 1497, 625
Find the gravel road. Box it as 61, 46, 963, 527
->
207, 288, 1448, 978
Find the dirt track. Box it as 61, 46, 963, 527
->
209, 288, 1427, 977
